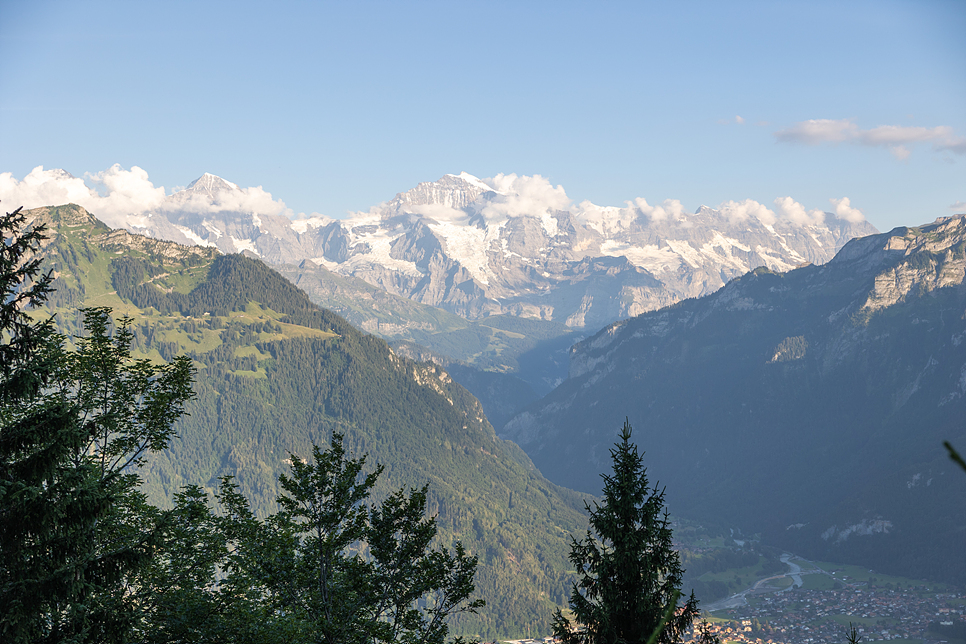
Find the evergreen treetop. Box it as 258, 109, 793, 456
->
553, 419, 700, 644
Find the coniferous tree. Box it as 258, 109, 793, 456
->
0, 205, 114, 643
552, 419, 699, 644
0, 206, 108, 641
0, 206, 195, 643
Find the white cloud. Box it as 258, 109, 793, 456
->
773, 197, 825, 226
0, 166, 93, 213
735, 115, 745, 125
627, 197, 686, 222
861, 124, 957, 147
829, 197, 866, 223
717, 199, 777, 226
572, 202, 633, 234
940, 137, 966, 155
776, 119, 859, 144
577, 195, 839, 232
950, 201, 966, 211
0, 164, 166, 227
890, 145, 911, 161
479, 173, 571, 222
407, 202, 469, 223
86, 165, 167, 222
775, 119, 966, 158
0, 165, 292, 229
167, 184, 289, 217
572, 197, 689, 236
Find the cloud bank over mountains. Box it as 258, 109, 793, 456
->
775, 119, 966, 160
0, 165, 293, 229
0, 165, 868, 230
4, 166, 880, 330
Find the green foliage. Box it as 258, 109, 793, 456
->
846, 621, 862, 644
130, 484, 251, 644
209, 434, 484, 644
0, 208, 195, 643
552, 420, 698, 644
0, 208, 132, 643
0, 205, 102, 643
129, 437, 484, 644
69, 308, 195, 479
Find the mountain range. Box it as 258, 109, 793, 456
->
100, 171, 877, 331
19, 178, 964, 614
502, 214, 966, 585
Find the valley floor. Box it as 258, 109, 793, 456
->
496, 551, 965, 644
703, 554, 965, 644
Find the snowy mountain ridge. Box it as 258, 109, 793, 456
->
21, 169, 879, 328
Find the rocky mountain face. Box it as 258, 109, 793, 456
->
502, 215, 966, 585
111, 172, 878, 330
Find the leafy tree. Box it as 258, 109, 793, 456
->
219, 433, 484, 644
0, 205, 195, 643
552, 419, 699, 644
130, 482, 305, 644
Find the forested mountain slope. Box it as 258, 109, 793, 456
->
504, 215, 966, 586
27, 204, 591, 639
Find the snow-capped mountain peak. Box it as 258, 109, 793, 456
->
385, 173, 494, 215
183, 173, 240, 196
447, 172, 494, 193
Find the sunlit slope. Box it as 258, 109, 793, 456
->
29, 204, 591, 639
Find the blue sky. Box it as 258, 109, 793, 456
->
1, 0, 963, 231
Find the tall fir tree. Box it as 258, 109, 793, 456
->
553, 419, 699, 644
0, 205, 195, 643
0, 204, 112, 643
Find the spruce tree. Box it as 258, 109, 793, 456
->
0, 206, 195, 643
0, 205, 105, 643
552, 419, 699, 644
